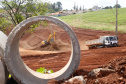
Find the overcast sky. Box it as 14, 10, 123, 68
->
47, 0, 126, 10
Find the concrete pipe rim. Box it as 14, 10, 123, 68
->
0, 31, 8, 84
5, 16, 81, 84
0, 60, 5, 84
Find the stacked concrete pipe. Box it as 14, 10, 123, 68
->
5, 16, 81, 84
0, 31, 8, 84
0, 60, 5, 84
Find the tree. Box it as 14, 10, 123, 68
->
103, 6, 112, 9
0, 17, 11, 33
48, 3, 55, 13
76, 5, 78, 11
1, 0, 26, 25
113, 4, 121, 8
36, 2, 49, 15
56, 2, 62, 11
1, 0, 49, 25
73, 2, 76, 10
22, 1, 36, 19
79, 6, 82, 10
49, 2, 62, 12
83, 5, 84, 11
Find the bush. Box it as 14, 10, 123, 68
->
0, 17, 12, 33
36, 67, 53, 74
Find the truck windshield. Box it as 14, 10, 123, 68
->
109, 37, 116, 41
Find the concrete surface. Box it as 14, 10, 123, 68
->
5, 16, 81, 84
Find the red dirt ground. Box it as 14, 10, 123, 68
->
18, 24, 126, 83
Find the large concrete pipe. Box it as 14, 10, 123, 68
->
0, 60, 5, 84
0, 31, 8, 84
5, 16, 81, 84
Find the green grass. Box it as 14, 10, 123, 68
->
59, 8, 126, 32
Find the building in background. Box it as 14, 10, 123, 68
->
92, 5, 101, 11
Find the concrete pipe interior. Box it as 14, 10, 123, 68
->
5, 16, 81, 84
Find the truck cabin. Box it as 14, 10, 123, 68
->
104, 36, 118, 47
105, 36, 118, 41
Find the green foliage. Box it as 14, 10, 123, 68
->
1, 0, 51, 32
28, 22, 41, 32
0, 17, 11, 33
36, 2, 49, 15
9, 74, 11, 78
1, 0, 25, 25
47, 70, 54, 74
9, 67, 53, 79
41, 21, 48, 27
1, 0, 50, 25
114, 4, 121, 8
103, 6, 112, 9
27, 21, 48, 32
15, 14, 25, 23
48, 2, 62, 13
59, 8, 126, 32
25, 2, 36, 14
1, 0, 63, 33
0, 9, 5, 13
49, 9, 55, 13
36, 67, 53, 74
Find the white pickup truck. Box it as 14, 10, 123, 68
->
85, 36, 118, 49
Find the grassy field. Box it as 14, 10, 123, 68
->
59, 8, 126, 32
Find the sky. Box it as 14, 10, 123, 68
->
47, 0, 126, 10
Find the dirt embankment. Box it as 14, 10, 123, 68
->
19, 24, 71, 52
85, 56, 126, 84
18, 24, 126, 83
19, 24, 126, 70
19, 24, 126, 52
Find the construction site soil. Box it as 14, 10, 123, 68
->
17, 24, 126, 83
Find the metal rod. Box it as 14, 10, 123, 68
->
51, 23, 52, 34
116, 0, 118, 36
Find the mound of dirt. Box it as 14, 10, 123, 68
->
86, 56, 126, 84
34, 43, 60, 51
51, 56, 126, 84
34, 39, 71, 51
102, 56, 126, 78
19, 24, 72, 51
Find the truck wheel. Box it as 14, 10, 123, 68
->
104, 46, 108, 48
116, 44, 119, 47
5, 16, 81, 84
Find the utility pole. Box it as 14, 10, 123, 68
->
74, 2, 76, 10
116, 0, 118, 36
83, 5, 84, 11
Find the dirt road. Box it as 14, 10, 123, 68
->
19, 24, 126, 73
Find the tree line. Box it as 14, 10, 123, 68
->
73, 3, 84, 11
0, 0, 62, 26
103, 4, 121, 9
